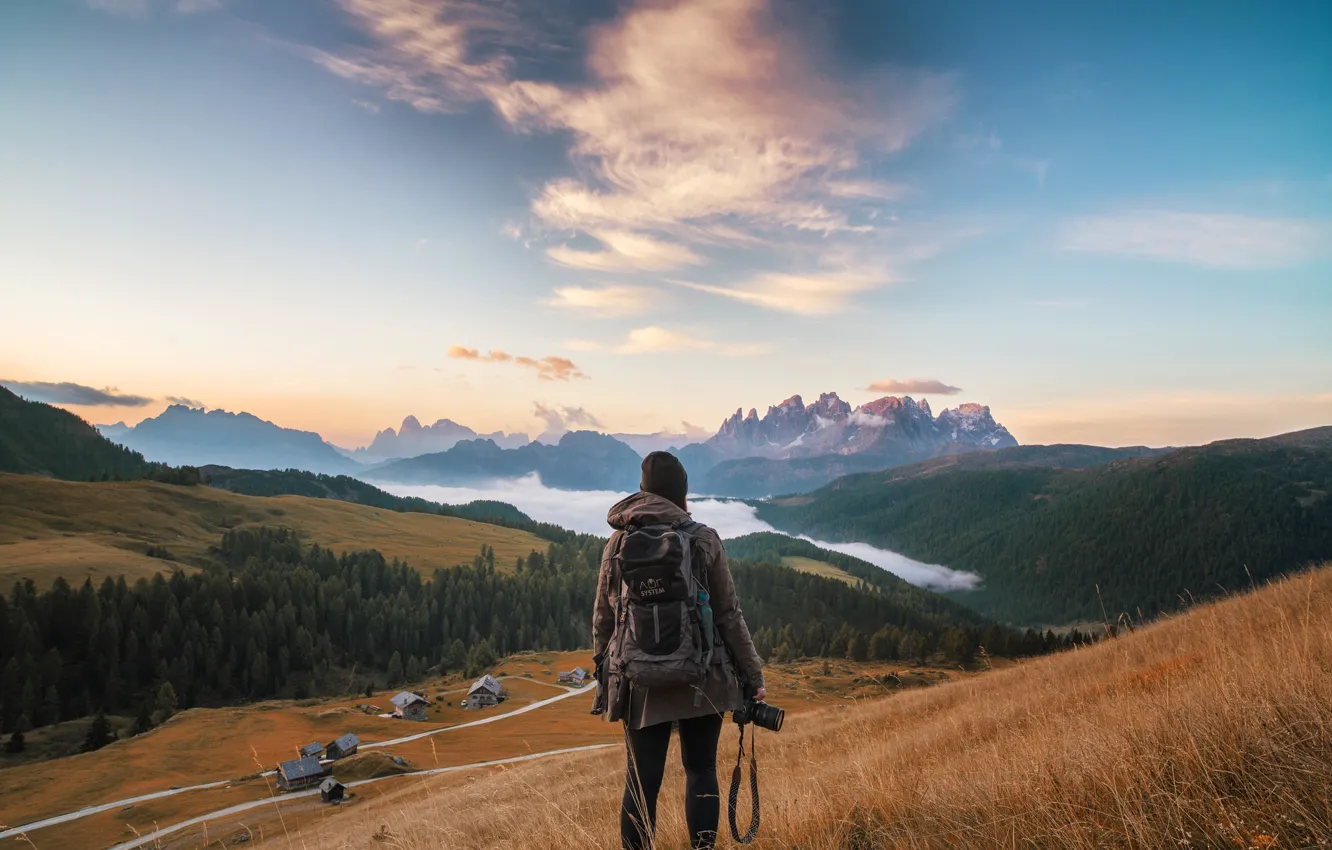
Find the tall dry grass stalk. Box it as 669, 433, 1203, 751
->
297, 566, 1332, 849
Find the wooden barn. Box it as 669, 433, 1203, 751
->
320, 777, 345, 803
467, 674, 504, 708
390, 691, 430, 721
276, 755, 327, 791
299, 741, 324, 758
326, 733, 360, 760
558, 667, 588, 687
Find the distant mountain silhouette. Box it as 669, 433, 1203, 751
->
367, 430, 643, 490
344, 415, 530, 463
98, 405, 359, 474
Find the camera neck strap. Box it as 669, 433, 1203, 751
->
728, 723, 761, 844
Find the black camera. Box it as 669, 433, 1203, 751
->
733, 689, 784, 732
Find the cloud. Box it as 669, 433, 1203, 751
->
867, 378, 962, 395
617, 326, 768, 356
545, 230, 702, 272
164, 395, 205, 408
1063, 211, 1332, 269
379, 476, 980, 588
87, 0, 220, 14
544, 284, 655, 317
533, 403, 604, 442
352, 98, 381, 114
448, 345, 586, 380
2, 380, 154, 407
314, 0, 956, 301
674, 268, 886, 316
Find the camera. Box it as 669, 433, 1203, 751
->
732, 687, 784, 732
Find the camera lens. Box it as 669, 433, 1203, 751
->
752, 701, 784, 732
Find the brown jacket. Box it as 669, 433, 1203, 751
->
594, 492, 765, 729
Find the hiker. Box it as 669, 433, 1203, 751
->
592, 451, 766, 850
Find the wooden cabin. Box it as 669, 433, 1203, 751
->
320, 777, 345, 803
299, 741, 324, 758
467, 674, 504, 708
390, 691, 430, 721
558, 666, 588, 687
276, 755, 327, 791
326, 733, 360, 760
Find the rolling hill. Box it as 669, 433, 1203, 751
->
757, 430, 1332, 625
0, 473, 549, 586
0, 386, 154, 481
272, 562, 1332, 849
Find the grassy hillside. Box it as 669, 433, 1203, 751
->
0, 473, 548, 586
0, 386, 153, 480
279, 563, 1332, 850
758, 429, 1332, 624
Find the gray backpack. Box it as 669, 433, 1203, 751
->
609, 519, 719, 699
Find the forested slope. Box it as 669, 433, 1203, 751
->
757, 429, 1332, 624
0, 387, 153, 481
0, 527, 1082, 736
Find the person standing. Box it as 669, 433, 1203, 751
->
592, 451, 766, 850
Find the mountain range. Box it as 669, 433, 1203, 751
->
92, 391, 1023, 495
683, 392, 1019, 496
341, 415, 530, 463
100, 405, 358, 475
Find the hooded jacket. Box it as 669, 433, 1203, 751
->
594, 491, 765, 729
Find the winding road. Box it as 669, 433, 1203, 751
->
0, 682, 599, 843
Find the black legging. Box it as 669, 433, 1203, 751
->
621, 713, 724, 850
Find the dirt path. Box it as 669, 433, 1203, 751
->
103, 742, 618, 850
0, 683, 597, 842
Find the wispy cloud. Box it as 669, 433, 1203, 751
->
674, 268, 886, 316
87, 0, 221, 15
533, 402, 604, 441
1063, 211, 1332, 269
311, 0, 956, 308
2, 380, 154, 407
351, 98, 381, 114
165, 395, 206, 408
447, 345, 587, 381
544, 284, 656, 317
867, 378, 962, 395
616, 326, 768, 356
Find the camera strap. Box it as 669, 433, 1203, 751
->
728, 723, 760, 844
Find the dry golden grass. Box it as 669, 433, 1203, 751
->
780, 555, 859, 587
0, 473, 546, 586
283, 565, 1332, 850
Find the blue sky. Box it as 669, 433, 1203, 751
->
1, 0, 1329, 447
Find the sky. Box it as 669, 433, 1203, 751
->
1, 0, 1329, 449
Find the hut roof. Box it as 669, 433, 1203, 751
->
279, 755, 325, 782
331, 733, 360, 751
390, 691, 428, 708
300, 742, 324, 757
469, 674, 503, 696
320, 777, 344, 793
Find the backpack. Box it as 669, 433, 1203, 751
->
609, 519, 720, 699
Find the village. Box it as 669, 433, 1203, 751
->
273, 666, 589, 805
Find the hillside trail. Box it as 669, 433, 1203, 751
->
0, 682, 596, 842
102, 742, 618, 850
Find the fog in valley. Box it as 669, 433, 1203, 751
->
378, 475, 981, 592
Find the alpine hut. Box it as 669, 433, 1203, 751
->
326, 733, 360, 760
320, 777, 345, 803
276, 755, 327, 791
558, 667, 588, 687
467, 674, 504, 708
299, 741, 324, 758
390, 691, 430, 721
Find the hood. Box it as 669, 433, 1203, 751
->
607, 491, 690, 530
